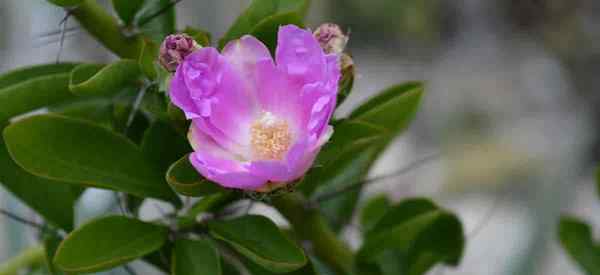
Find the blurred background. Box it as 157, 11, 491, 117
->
1, 0, 599, 274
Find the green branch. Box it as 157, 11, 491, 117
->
71, 0, 143, 58
272, 193, 354, 275
0, 245, 45, 275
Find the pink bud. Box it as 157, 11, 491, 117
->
313, 23, 349, 54
159, 34, 201, 72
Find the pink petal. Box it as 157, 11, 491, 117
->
222, 35, 274, 88
169, 65, 202, 119
276, 25, 328, 86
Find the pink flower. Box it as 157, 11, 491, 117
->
169, 25, 341, 191
159, 33, 201, 72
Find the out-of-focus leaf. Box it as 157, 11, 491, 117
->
0, 63, 77, 89
111, 87, 151, 144
250, 12, 303, 53
183, 26, 212, 46
357, 198, 465, 275
558, 216, 600, 275
54, 216, 168, 273
241, 254, 317, 275
135, 0, 176, 43
112, 0, 145, 25
141, 120, 190, 172
172, 239, 221, 275
43, 231, 64, 275
48, 97, 113, 128
69, 61, 141, 97
0, 73, 75, 123
3, 114, 180, 203
218, 0, 310, 49
166, 155, 225, 197
167, 101, 189, 135
46, 0, 83, 7
360, 195, 391, 233
138, 38, 160, 79
187, 193, 237, 219
208, 215, 307, 273
336, 61, 354, 107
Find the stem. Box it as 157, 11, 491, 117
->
70, 0, 143, 58
272, 193, 354, 275
0, 245, 45, 275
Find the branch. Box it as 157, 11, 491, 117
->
0, 209, 45, 230
0, 245, 45, 275
70, 0, 143, 58
271, 193, 354, 275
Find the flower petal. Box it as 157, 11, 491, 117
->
169, 65, 202, 119
222, 35, 273, 87
276, 25, 328, 85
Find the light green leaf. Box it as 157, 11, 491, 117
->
3, 114, 180, 203
166, 155, 225, 197
69, 61, 142, 97
183, 26, 212, 46
558, 216, 600, 275
357, 198, 465, 275
218, 0, 310, 49
172, 239, 221, 275
0, 63, 78, 89
138, 38, 160, 79
0, 73, 75, 123
112, 0, 145, 25
54, 216, 168, 273
208, 215, 307, 273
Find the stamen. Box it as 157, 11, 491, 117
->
251, 112, 292, 160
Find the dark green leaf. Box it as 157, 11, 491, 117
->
357, 198, 465, 275
111, 87, 151, 144
69, 61, 142, 97
183, 26, 212, 46
48, 97, 113, 128
166, 155, 225, 197
112, 0, 145, 25
208, 215, 307, 273
0, 63, 78, 89
336, 61, 354, 107
187, 193, 237, 219
360, 195, 391, 234
43, 231, 64, 275
218, 0, 310, 49
0, 133, 77, 230
141, 120, 190, 172
136, 0, 176, 43
241, 254, 317, 275
0, 73, 75, 123
250, 12, 303, 53
46, 0, 83, 7
138, 38, 160, 79
172, 239, 221, 275
54, 216, 168, 273
3, 114, 180, 203
558, 216, 600, 275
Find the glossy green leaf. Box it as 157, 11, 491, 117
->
250, 12, 303, 53
357, 198, 465, 275
0, 63, 78, 89
0, 73, 75, 123
208, 215, 307, 273
111, 87, 151, 144
54, 216, 168, 273
218, 0, 310, 49
172, 239, 221, 275
241, 254, 317, 275
112, 0, 145, 25
141, 121, 190, 172
69, 61, 142, 97
135, 0, 176, 43
138, 38, 160, 79
558, 216, 600, 274
3, 114, 179, 203
46, 0, 83, 7
360, 195, 391, 233
48, 97, 113, 128
0, 131, 77, 230
166, 155, 225, 197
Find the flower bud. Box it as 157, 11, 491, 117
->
313, 23, 349, 54
159, 33, 201, 72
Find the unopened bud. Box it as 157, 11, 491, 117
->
159, 33, 201, 72
313, 23, 349, 54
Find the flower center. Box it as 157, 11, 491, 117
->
250, 112, 292, 160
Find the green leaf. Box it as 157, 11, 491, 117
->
111, 87, 151, 144
349, 82, 423, 134
183, 26, 212, 46
3, 114, 179, 203
558, 216, 600, 274
187, 193, 237, 219
166, 155, 225, 197
69, 61, 142, 97
172, 239, 221, 275
46, 0, 83, 7
141, 121, 191, 172
0, 133, 77, 230
208, 215, 307, 273
136, 0, 176, 43
360, 195, 391, 233
241, 254, 317, 275
138, 38, 160, 79
112, 0, 145, 25
48, 97, 114, 128
54, 216, 168, 273
0, 63, 78, 90
218, 0, 310, 49
250, 12, 303, 53
0, 73, 75, 123
357, 198, 465, 275
336, 61, 354, 107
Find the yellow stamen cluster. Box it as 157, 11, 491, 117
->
250, 112, 292, 160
